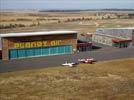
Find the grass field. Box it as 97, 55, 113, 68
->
0, 11, 134, 33
0, 58, 134, 100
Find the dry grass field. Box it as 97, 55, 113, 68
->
0, 11, 134, 34
0, 58, 134, 100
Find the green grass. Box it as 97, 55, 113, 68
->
0, 58, 134, 100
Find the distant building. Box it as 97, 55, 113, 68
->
0, 38, 2, 59
132, 32, 134, 46
77, 33, 92, 52
77, 40, 92, 52
79, 33, 92, 42
92, 27, 134, 48
0, 31, 77, 60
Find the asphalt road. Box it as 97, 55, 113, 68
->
0, 47, 134, 73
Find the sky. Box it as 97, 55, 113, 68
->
0, 0, 134, 10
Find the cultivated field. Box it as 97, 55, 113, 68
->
0, 58, 134, 100
0, 11, 134, 34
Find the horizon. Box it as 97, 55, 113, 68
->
1, 0, 134, 10
1, 8, 134, 10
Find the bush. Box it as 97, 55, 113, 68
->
17, 24, 25, 27
16, 18, 32, 21
0, 24, 26, 29
29, 24, 37, 27
36, 18, 46, 21
0, 25, 5, 29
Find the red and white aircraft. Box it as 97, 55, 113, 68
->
78, 58, 95, 64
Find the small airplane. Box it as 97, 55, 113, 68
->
62, 61, 78, 67
78, 57, 95, 64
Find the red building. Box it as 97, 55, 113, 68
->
77, 40, 92, 52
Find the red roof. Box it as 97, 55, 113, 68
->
80, 34, 85, 36
77, 42, 92, 46
86, 33, 93, 37
80, 33, 93, 37
112, 38, 132, 43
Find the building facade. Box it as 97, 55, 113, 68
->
77, 40, 92, 52
77, 33, 92, 52
0, 31, 77, 60
92, 28, 134, 48
92, 33, 113, 46
96, 28, 133, 39
133, 31, 134, 46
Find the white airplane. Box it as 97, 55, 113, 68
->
62, 61, 77, 67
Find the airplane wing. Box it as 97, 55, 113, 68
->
69, 64, 73, 67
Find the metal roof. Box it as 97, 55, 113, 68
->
0, 30, 77, 38
94, 33, 131, 40
97, 27, 134, 30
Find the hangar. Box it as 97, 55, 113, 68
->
0, 31, 77, 60
92, 27, 134, 48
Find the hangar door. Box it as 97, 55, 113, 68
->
9, 45, 72, 59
